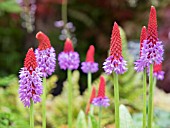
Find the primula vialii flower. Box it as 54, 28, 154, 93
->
81, 45, 98, 73
19, 48, 43, 107
35, 31, 56, 77
92, 76, 110, 107
153, 64, 164, 80
134, 26, 147, 72
103, 22, 127, 74
58, 38, 80, 70
135, 6, 164, 72
85, 86, 96, 114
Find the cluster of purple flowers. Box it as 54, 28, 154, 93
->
19, 32, 56, 107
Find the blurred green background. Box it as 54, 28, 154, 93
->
0, 0, 170, 127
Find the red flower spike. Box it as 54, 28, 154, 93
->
89, 86, 96, 103
97, 76, 106, 98
24, 48, 37, 72
86, 45, 95, 62
36, 31, 51, 50
148, 6, 158, 43
140, 26, 147, 56
64, 38, 74, 52
110, 22, 122, 59
154, 63, 162, 72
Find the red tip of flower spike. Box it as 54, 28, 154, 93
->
148, 6, 158, 41
89, 86, 96, 103
36, 31, 51, 50
154, 63, 162, 72
86, 45, 95, 62
110, 22, 122, 59
140, 26, 147, 56
97, 76, 106, 98
64, 38, 74, 52
24, 48, 37, 72
85, 86, 96, 114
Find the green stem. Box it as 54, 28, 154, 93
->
87, 72, 92, 97
42, 77, 47, 128
148, 64, 154, 128
88, 105, 94, 128
62, 0, 67, 24
98, 106, 102, 128
114, 73, 119, 128
30, 99, 34, 128
67, 70, 72, 128
142, 68, 147, 128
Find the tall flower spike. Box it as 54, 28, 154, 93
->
103, 22, 127, 74
153, 64, 164, 80
92, 76, 110, 107
19, 48, 43, 107
134, 6, 164, 72
35, 31, 56, 77
58, 38, 80, 70
81, 45, 98, 73
134, 26, 147, 72
85, 86, 96, 114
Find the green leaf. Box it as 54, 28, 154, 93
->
120, 104, 134, 128
89, 114, 98, 128
76, 110, 87, 128
0, 0, 21, 13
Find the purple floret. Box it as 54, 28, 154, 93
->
134, 39, 164, 72
103, 56, 127, 75
35, 47, 56, 77
58, 51, 80, 70
154, 71, 165, 80
19, 67, 43, 107
92, 96, 110, 107
81, 62, 98, 73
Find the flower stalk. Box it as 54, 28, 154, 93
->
98, 106, 102, 128
142, 68, 147, 128
114, 73, 120, 128
42, 77, 47, 128
148, 64, 154, 128
68, 69, 73, 128
30, 99, 34, 128
88, 72, 92, 97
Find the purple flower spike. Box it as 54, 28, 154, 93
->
19, 48, 43, 107
58, 38, 80, 70
103, 22, 127, 75
35, 31, 56, 77
81, 45, 99, 73
154, 71, 164, 80
92, 76, 110, 107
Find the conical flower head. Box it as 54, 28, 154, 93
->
92, 76, 110, 107
36, 31, 51, 50
89, 86, 96, 103
103, 22, 127, 75
148, 6, 158, 43
19, 48, 43, 107
85, 86, 96, 114
110, 22, 122, 59
81, 45, 98, 73
64, 38, 74, 52
86, 45, 95, 62
35, 31, 56, 77
24, 48, 37, 73
97, 76, 106, 98
140, 26, 147, 56
58, 38, 80, 70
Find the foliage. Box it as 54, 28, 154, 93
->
76, 110, 87, 128
119, 104, 134, 128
